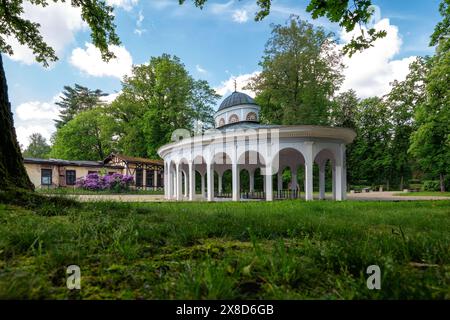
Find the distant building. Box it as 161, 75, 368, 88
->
24, 153, 164, 190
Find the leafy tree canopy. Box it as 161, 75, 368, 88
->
55, 84, 108, 129
247, 18, 343, 126
50, 107, 114, 161
22, 133, 51, 159
109, 54, 219, 158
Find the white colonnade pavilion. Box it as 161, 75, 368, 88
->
158, 91, 356, 202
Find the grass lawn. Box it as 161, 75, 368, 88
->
393, 191, 450, 197
0, 198, 449, 299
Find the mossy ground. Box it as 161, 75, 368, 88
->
0, 198, 449, 299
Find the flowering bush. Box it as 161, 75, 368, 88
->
76, 173, 134, 192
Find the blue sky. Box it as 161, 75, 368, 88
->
5, 0, 442, 147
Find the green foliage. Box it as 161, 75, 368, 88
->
50, 108, 115, 160
0, 200, 449, 299
330, 89, 359, 129
55, 84, 108, 129
409, 39, 450, 191
109, 54, 219, 158
348, 97, 392, 187
422, 180, 441, 192
430, 0, 450, 50
0, 0, 120, 66
307, 0, 386, 56
247, 18, 343, 126
22, 133, 51, 159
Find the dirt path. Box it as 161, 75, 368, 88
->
347, 191, 449, 201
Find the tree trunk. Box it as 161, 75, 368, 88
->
0, 54, 34, 191
440, 173, 445, 192
400, 175, 404, 191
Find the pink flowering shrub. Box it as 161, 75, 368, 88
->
76, 173, 134, 192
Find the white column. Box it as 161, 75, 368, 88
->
164, 162, 168, 199
332, 165, 336, 200
342, 144, 347, 200
176, 163, 182, 201
183, 171, 188, 197
304, 142, 314, 201
319, 162, 325, 200
249, 169, 254, 192
154, 169, 158, 190
335, 163, 343, 201
232, 163, 239, 201
201, 173, 205, 198
218, 172, 223, 194
188, 162, 194, 201
265, 166, 273, 201
207, 163, 214, 201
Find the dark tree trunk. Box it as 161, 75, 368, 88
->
440, 173, 445, 192
0, 54, 34, 191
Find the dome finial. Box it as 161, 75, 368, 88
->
233, 79, 237, 92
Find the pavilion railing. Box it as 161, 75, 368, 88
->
275, 189, 300, 199
214, 189, 300, 200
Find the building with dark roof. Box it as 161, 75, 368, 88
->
24, 153, 164, 190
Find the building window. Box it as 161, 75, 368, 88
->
229, 114, 239, 123
246, 112, 257, 121
41, 169, 52, 186
66, 170, 76, 185
136, 168, 143, 187
218, 118, 225, 127
146, 169, 154, 187
157, 170, 163, 187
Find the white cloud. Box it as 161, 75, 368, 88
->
14, 94, 61, 148
196, 64, 207, 74
134, 10, 147, 36
232, 9, 249, 23
210, 1, 234, 14
106, 0, 138, 11
70, 42, 133, 79
339, 18, 416, 98
6, 2, 86, 65
101, 92, 121, 104
214, 71, 260, 98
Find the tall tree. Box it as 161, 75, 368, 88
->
409, 0, 450, 192
330, 89, 359, 129
55, 84, 108, 129
50, 108, 114, 161
22, 133, 51, 159
350, 97, 393, 188
247, 18, 343, 126
385, 57, 429, 189
0, 0, 119, 191
110, 54, 219, 158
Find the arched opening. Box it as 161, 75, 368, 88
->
314, 149, 336, 200
212, 152, 232, 199
237, 150, 266, 199
272, 148, 306, 200
192, 155, 206, 199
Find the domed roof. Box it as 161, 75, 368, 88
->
218, 91, 257, 111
